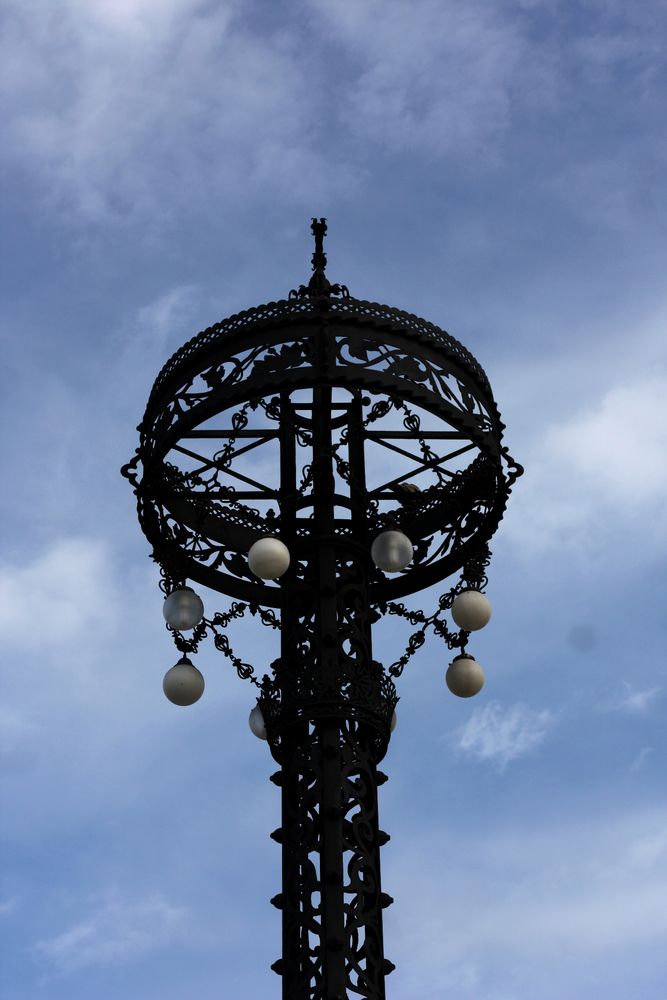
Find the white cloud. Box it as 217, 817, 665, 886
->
547, 376, 667, 505
81, 0, 193, 34
0, 537, 116, 647
35, 892, 186, 972
456, 700, 553, 770
386, 808, 667, 998
500, 371, 667, 559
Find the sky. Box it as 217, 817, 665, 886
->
1, 1, 666, 998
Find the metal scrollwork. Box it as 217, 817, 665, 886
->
122, 221, 522, 1000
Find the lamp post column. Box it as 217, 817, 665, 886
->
273, 388, 389, 999
122, 217, 523, 1000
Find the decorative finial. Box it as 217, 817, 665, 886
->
311, 217, 328, 277
289, 219, 349, 301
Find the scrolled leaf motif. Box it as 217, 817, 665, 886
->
457, 508, 486, 538
220, 550, 255, 581
200, 352, 258, 391
458, 379, 481, 416
334, 452, 351, 482
295, 426, 313, 448
346, 341, 371, 362
411, 536, 432, 566
298, 462, 314, 493
387, 355, 428, 382
336, 337, 374, 365
252, 341, 310, 377
341, 339, 487, 421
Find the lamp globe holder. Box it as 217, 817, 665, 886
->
248, 537, 291, 580
163, 655, 205, 706
451, 589, 492, 631
163, 586, 205, 631
445, 653, 485, 698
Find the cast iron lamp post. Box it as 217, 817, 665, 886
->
122, 219, 522, 998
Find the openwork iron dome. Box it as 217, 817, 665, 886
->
122, 219, 522, 999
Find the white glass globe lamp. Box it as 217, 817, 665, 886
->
249, 704, 267, 740
371, 530, 413, 573
248, 538, 291, 580
390, 710, 398, 732
163, 587, 205, 631
163, 655, 205, 706
446, 654, 485, 698
451, 590, 492, 631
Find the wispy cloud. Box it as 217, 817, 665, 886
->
309, 0, 666, 170
0, 0, 356, 224
112, 285, 203, 399
6, 0, 663, 230
34, 892, 186, 973
310, 0, 550, 159
456, 700, 554, 770
629, 746, 654, 772
605, 683, 662, 715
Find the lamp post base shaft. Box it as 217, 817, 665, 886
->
278, 718, 389, 1000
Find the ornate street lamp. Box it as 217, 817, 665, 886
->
122, 219, 522, 998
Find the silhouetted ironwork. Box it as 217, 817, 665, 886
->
122, 219, 522, 999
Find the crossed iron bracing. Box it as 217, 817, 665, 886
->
122, 219, 522, 999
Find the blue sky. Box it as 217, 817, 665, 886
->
1, 1, 666, 998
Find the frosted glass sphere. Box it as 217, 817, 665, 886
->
451, 590, 492, 631
390, 710, 398, 733
249, 705, 267, 740
445, 655, 485, 698
371, 531, 414, 573
248, 538, 291, 580
163, 656, 205, 706
163, 587, 204, 631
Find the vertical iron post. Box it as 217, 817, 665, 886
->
275, 389, 388, 999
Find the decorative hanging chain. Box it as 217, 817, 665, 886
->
167, 601, 280, 688
380, 545, 491, 678
157, 390, 492, 685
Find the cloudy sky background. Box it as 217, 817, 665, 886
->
1, 1, 666, 997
